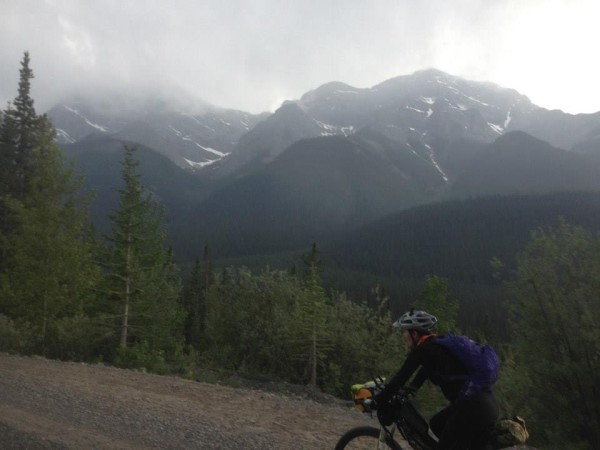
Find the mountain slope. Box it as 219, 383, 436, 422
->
173, 132, 447, 260
327, 191, 600, 283
49, 100, 267, 170
450, 131, 600, 197
63, 135, 210, 233
210, 69, 540, 180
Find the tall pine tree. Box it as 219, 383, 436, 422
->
0, 52, 38, 202
293, 243, 331, 387
181, 245, 212, 350
104, 145, 184, 365
0, 52, 101, 358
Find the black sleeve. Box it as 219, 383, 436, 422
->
379, 348, 423, 402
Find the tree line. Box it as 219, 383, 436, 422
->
1, 53, 599, 449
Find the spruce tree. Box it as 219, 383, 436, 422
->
0, 52, 38, 201
509, 221, 600, 449
0, 52, 39, 264
294, 243, 331, 387
0, 52, 101, 357
182, 246, 212, 350
104, 145, 184, 363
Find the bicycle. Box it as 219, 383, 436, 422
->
334, 388, 437, 450
335, 378, 526, 450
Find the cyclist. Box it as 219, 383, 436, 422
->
375, 310, 499, 450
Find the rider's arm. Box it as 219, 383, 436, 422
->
407, 366, 428, 391
378, 347, 422, 403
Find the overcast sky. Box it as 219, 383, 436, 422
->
1, 0, 599, 114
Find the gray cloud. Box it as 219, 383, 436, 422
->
1, 0, 598, 114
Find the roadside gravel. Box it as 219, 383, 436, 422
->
0, 353, 372, 449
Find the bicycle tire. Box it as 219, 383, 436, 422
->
334, 426, 404, 450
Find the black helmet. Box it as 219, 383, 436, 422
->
393, 309, 438, 333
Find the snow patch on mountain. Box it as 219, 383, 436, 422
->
193, 142, 229, 157
424, 143, 448, 182
169, 125, 230, 167
503, 109, 513, 129
334, 89, 361, 95
63, 105, 110, 132
314, 120, 355, 137
406, 105, 427, 114
56, 128, 76, 144
447, 101, 468, 112
184, 157, 221, 168
461, 93, 491, 107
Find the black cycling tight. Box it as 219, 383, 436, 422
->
430, 391, 499, 450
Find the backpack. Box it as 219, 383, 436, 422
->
490, 416, 529, 448
435, 332, 500, 398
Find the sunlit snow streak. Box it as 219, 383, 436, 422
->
63, 105, 109, 132
314, 119, 355, 136
424, 143, 448, 183
184, 157, 221, 168
168, 125, 229, 157
488, 122, 503, 134
406, 105, 426, 114
504, 109, 513, 128
194, 142, 229, 157
56, 128, 75, 143
334, 89, 361, 94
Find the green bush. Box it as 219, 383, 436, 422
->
113, 341, 169, 374
0, 315, 33, 353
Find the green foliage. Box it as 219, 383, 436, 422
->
181, 250, 213, 351
508, 220, 600, 449
291, 243, 332, 386
323, 289, 403, 396
0, 52, 101, 358
102, 145, 185, 362
419, 275, 459, 333
0, 52, 38, 202
203, 266, 302, 377
113, 340, 169, 374
196, 261, 403, 397
0, 315, 33, 353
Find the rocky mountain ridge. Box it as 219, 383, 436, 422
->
50, 69, 600, 262
49, 68, 600, 181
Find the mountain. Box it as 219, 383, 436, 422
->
48, 98, 268, 170
320, 191, 600, 338
204, 68, 600, 185
172, 130, 447, 260
326, 191, 600, 283
207, 69, 537, 180
450, 131, 600, 197
50, 69, 600, 183
62, 135, 211, 233
52, 69, 600, 266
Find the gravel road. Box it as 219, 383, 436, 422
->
0, 353, 373, 449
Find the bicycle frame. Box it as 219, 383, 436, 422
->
378, 423, 398, 450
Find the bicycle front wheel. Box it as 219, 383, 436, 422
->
334, 426, 403, 450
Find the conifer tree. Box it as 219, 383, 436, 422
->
104, 145, 184, 361
0, 52, 39, 264
0, 52, 38, 202
0, 52, 100, 357
509, 221, 600, 449
294, 243, 331, 386
182, 245, 212, 350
